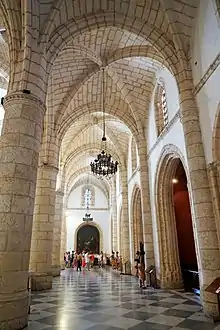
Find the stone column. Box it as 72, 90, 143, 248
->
111, 178, 118, 252
137, 137, 155, 267
180, 79, 220, 316
120, 170, 130, 263
0, 92, 45, 329
60, 215, 67, 269
29, 164, 58, 291
52, 190, 64, 276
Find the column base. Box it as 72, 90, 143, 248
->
0, 291, 29, 329
160, 269, 183, 290
51, 265, 61, 277
60, 262, 65, 270
201, 286, 219, 319
161, 279, 184, 290
31, 272, 52, 291
120, 261, 132, 275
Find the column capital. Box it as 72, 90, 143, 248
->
56, 190, 64, 197
4, 91, 46, 113
38, 164, 59, 173
214, 160, 220, 169
207, 161, 220, 173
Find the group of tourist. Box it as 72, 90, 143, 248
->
65, 246, 146, 289
64, 250, 122, 271
64, 250, 107, 271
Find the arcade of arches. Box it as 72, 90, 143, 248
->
0, 0, 220, 328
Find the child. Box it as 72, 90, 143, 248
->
82, 255, 86, 269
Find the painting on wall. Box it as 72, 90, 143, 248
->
77, 225, 100, 253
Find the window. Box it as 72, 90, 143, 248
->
81, 185, 95, 207
154, 80, 169, 136
161, 88, 168, 126
84, 188, 92, 207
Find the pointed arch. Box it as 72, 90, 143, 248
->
154, 144, 198, 289
130, 185, 143, 261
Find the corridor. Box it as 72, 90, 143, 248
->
28, 270, 217, 330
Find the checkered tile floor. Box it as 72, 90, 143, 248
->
27, 269, 220, 330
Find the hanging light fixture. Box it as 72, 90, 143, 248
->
83, 207, 93, 222
83, 175, 93, 222
90, 68, 118, 179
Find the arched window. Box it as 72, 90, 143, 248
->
161, 88, 168, 126
84, 188, 92, 207
81, 185, 95, 207
154, 79, 169, 136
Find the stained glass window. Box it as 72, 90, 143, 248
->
84, 188, 92, 207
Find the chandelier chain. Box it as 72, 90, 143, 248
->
90, 67, 118, 179
102, 67, 106, 140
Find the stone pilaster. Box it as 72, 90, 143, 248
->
111, 178, 118, 252
52, 190, 64, 276
120, 170, 130, 263
60, 198, 67, 269
29, 164, 58, 291
137, 137, 155, 267
161, 182, 183, 289
60, 216, 67, 269
180, 79, 220, 316
0, 92, 45, 329
207, 161, 220, 250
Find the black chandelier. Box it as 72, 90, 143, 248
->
90, 68, 118, 179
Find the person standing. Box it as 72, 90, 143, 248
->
138, 242, 146, 288
100, 251, 104, 268
90, 252, 95, 268
134, 251, 140, 277
85, 251, 90, 271
70, 250, 74, 267
77, 253, 82, 272
116, 251, 120, 270
82, 254, 86, 269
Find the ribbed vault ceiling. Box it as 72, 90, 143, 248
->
0, 0, 200, 196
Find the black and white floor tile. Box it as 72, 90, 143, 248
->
26, 269, 220, 330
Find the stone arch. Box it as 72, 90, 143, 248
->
57, 103, 138, 144
212, 102, 220, 161
154, 144, 197, 289
74, 221, 103, 253
130, 185, 143, 261
70, 174, 109, 203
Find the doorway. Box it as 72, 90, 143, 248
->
172, 160, 199, 294
77, 224, 100, 254
156, 149, 199, 292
